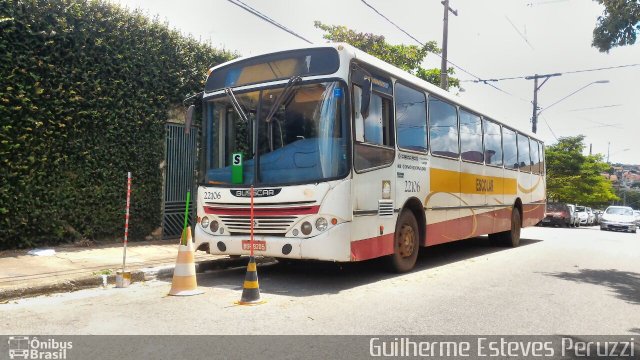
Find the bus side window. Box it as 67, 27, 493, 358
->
503, 127, 518, 170
483, 118, 503, 166
354, 84, 393, 146
395, 82, 427, 152
459, 109, 483, 163
539, 141, 545, 174
517, 133, 531, 172
354, 87, 395, 171
530, 139, 541, 174
429, 97, 459, 158
353, 85, 365, 142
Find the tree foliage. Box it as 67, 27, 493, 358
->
0, 0, 234, 249
314, 21, 459, 89
545, 135, 618, 206
615, 188, 640, 207
592, 0, 640, 52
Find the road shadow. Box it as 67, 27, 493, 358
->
629, 328, 640, 334
191, 236, 542, 297
542, 268, 640, 306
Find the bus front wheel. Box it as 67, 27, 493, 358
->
386, 211, 420, 273
490, 207, 521, 247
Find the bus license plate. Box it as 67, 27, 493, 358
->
242, 240, 266, 251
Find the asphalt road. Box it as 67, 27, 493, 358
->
2, 226, 639, 335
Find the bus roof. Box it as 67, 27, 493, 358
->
206, 42, 542, 143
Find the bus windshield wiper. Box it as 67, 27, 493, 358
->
264, 76, 302, 124
224, 87, 250, 123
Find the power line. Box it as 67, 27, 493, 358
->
360, 0, 424, 46
526, 0, 570, 7
461, 63, 640, 83
540, 114, 558, 141
564, 63, 640, 74
567, 104, 623, 112
359, 0, 520, 99
226, 0, 312, 44
505, 15, 534, 50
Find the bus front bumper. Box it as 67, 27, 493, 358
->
194, 222, 352, 262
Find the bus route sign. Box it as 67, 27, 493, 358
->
231, 152, 243, 184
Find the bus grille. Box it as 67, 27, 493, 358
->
218, 215, 297, 235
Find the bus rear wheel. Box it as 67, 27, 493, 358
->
386, 211, 420, 273
490, 207, 521, 247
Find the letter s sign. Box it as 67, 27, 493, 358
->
232, 153, 242, 166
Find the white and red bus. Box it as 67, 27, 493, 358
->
186, 43, 545, 272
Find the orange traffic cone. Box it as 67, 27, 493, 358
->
168, 227, 203, 296
236, 256, 266, 305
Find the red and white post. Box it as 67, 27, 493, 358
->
250, 185, 254, 257
122, 171, 132, 273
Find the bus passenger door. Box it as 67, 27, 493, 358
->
350, 66, 397, 260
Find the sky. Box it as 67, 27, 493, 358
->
111, 0, 640, 164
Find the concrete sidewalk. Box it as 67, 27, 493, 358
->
0, 240, 243, 302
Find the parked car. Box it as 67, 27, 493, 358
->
586, 207, 595, 226
576, 206, 590, 226
567, 204, 580, 227
593, 210, 603, 225
634, 210, 640, 227
542, 203, 574, 227
600, 206, 637, 233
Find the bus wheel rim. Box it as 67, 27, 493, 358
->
398, 224, 415, 258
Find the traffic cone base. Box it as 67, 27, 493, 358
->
235, 256, 266, 305
169, 228, 203, 296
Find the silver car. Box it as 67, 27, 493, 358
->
600, 206, 637, 233
567, 204, 580, 227
576, 206, 591, 226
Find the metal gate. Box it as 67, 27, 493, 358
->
163, 123, 197, 239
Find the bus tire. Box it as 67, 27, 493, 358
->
386, 211, 419, 273
490, 207, 521, 247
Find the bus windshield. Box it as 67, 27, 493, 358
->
205, 81, 348, 186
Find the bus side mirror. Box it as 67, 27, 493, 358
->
360, 77, 372, 119
184, 104, 195, 135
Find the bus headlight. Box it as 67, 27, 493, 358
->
201, 217, 210, 229
210, 220, 219, 232
301, 221, 312, 235
315, 217, 328, 232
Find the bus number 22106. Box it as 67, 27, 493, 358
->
404, 181, 420, 193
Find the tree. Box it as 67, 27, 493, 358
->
314, 21, 459, 89
616, 188, 640, 207
592, 0, 640, 52
545, 135, 618, 206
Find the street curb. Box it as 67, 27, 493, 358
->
0, 256, 275, 302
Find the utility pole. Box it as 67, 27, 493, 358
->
525, 73, 561, 133
607, 142, 610, 163
440, 0, 458, 90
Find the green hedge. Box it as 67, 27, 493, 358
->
0, 0, 234, 249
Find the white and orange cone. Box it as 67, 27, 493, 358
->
168, 227, 203, 296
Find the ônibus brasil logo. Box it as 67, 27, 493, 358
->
7, 336, 72, 360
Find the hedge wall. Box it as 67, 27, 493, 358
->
0, 0, 234, 248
